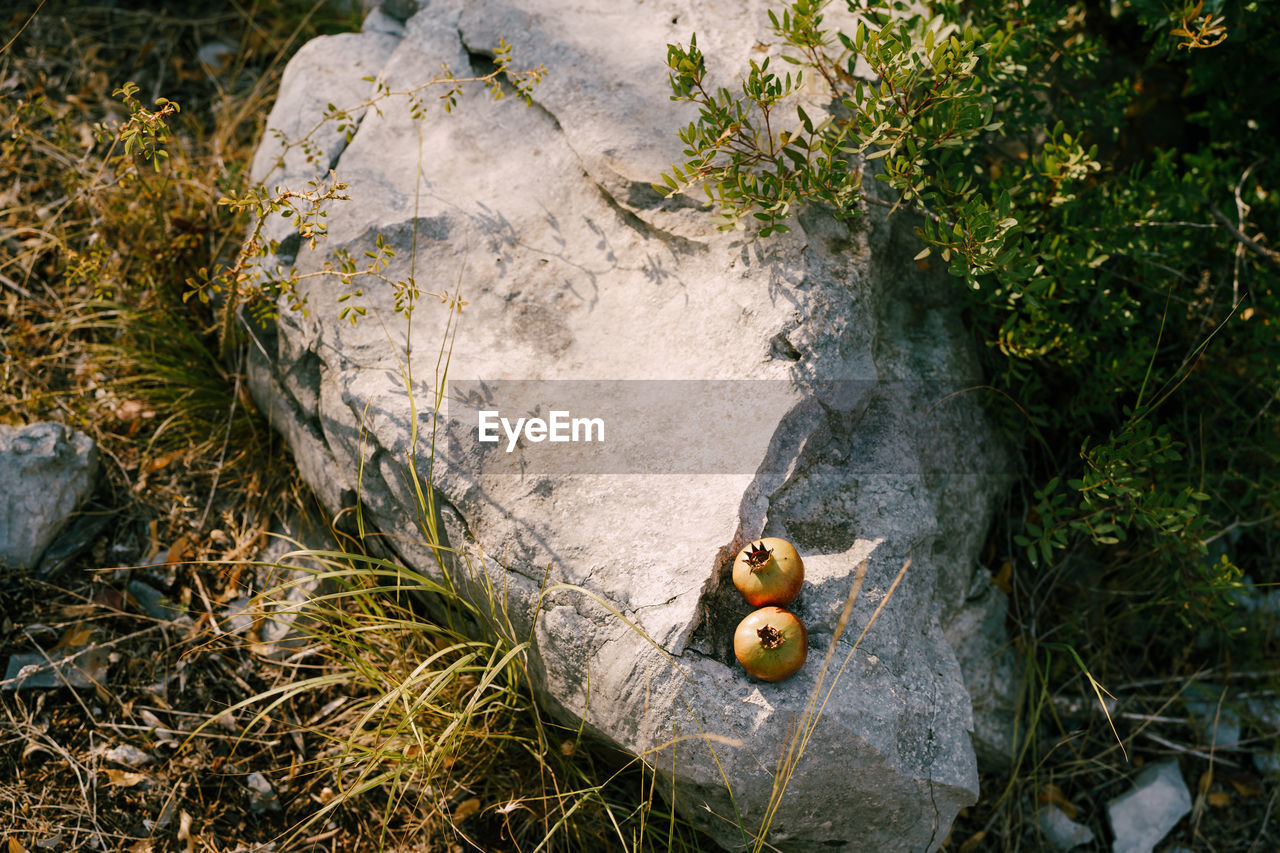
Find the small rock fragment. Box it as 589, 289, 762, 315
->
246, 772, 281, 813
1245, 696, 1280, 775
362, 7, 406, 36
127, 580, 185, 622
104, 743, 153, 766
1038, 804, 1095, 850
1107, 760, 1192, 853
3, 647, 108, 689
36, 511, 109, 577
0, 422, 99, 569
226, 511, 335, 657
197, 41, 235, 75
1184, 683, 1241, 749
220, 593, 257, 636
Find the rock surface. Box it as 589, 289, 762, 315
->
0, 422, 99, 570
1038, 804, 1095, 850
244, 2, 1015, 850
3, 645, 109, 690
1107, 760, 1192, 853
1184, 682, 1242, 749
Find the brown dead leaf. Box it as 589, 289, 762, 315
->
148, 449, 184, 472
166, 535, 192, 564
1038, 783, 1077, 819
146, 520, 163, 562
53, 624, 94, 651
453, 798, 481, 822
1225, 772, 1262, 797
993, 561, 1014, 595
1207, 791, 1231, 808
105, 768, 148, 788
957, 831, 986, 853
80, 647, 110, 685
1199, 769, 1214, 796
9, 838, 28, 853
94, 587, 126, 611
223, 563, 247, 596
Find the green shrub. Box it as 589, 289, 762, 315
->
658, 0, 1277, 655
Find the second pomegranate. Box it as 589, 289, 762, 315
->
732, 537, 804, 607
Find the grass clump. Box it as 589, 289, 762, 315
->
194, 536, 721, 851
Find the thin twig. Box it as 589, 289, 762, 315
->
0, 0, 47, 54
1141, 731, 1241, 767
0, 271, 34, 299
190, 570, 224, 636
1210, 205, 1280, 273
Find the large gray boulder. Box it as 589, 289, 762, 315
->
244, 2, 1016, 850
0, 422, 99, 570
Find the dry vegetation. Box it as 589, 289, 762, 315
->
0, 3, 686, 851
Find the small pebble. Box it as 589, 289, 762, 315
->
1107, 760, 1191, 853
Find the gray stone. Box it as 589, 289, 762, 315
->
3, 646, 109, 690
197, 41, 236, 75
0, 422, 99, 569
1038, 804, 1095, 850
1184, 683, 1242, 749
1246, 695, 1280, 776
242, 2, 1015, 850
103, 743, 153, 766
362, 7, 406, 38
127, 581, 186, 623
1107, 760, 1192, 853
374, 0, 420, 24
245, 772, 281, 814
35, 511, 110, 577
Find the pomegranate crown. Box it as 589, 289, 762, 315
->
744, 540, 773, 570
756, 624, 785, 649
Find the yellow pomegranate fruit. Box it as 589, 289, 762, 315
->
732, 537, 804, 607
733, 606, 808, 682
